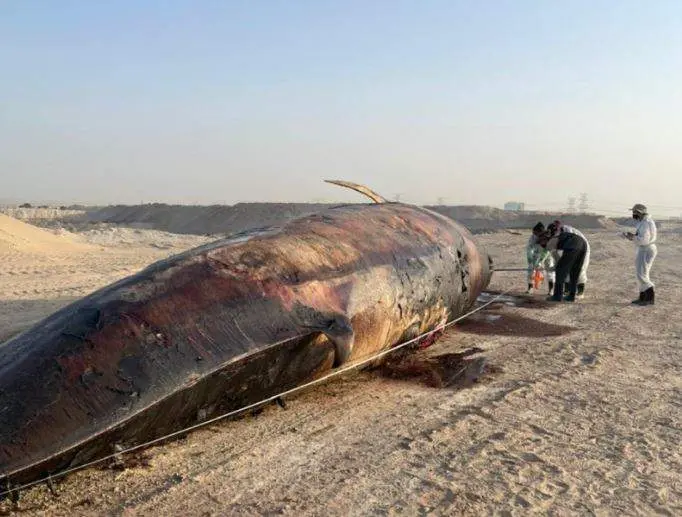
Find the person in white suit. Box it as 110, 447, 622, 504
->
624, 204, 657, 305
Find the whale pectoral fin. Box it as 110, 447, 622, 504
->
400, 322, 421, 342
323, 315, 355, 367
293, 305, 355, 367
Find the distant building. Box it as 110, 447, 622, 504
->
504, 201, 525, 211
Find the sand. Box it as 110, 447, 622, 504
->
3, 203, 617, 237
0, 222, 680, 516
0, 214, 91, 253
0, 216, 211, 342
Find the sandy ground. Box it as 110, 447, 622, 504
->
0, 217, 211, 343
1, 222, 680, 516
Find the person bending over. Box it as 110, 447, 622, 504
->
526, 222, 555, 295
538, 223, 588, 303
552, 220, 590, 298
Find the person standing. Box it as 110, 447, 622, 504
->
624, 204, 657, 305
538, 223, 588, 302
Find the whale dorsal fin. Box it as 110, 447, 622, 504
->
324, 179, 387, 204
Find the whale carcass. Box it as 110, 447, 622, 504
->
0, 181, 493, 486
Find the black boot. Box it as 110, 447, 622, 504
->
548, 280, 554, 295
577, 283, 585, 297
548, 286, 563, 302
632, 289, 653, 305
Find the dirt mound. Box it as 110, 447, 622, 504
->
4, 203, 619, 237
0, 207, 86, 222
81, 202, 339, 235
78, 225, 213, 249
426, 205, 617, 233
0, 213, 91, 253
76, 203, 617, 236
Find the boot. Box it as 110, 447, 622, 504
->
576, 283, 585, 298
548, 281, 554, 295
526, 283, 533, 294
632, 290, 647, 305
643, 287, 655, 305
547, 288, 563, 302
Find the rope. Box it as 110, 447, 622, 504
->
0, 287, 513, 499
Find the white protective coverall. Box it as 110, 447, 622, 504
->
634, 215, 657, 291
526, 234, 556, 286
559, 225, 589, 285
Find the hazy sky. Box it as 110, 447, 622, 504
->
2, 1, 681, 215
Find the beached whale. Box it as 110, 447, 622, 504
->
0, 181, 492, 486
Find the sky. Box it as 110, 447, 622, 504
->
1, 1, 681, 216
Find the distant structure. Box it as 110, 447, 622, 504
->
567, 197, 577, 213
503, 201, 525, 211
578, 193, 589, 213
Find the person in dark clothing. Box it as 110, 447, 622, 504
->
537, 224, 588, 302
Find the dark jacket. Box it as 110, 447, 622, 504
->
555, 231, 587, 251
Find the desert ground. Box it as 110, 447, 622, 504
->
0, 214, 680, 516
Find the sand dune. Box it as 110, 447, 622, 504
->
0, 214, 91, 253
4, 203, 618, 237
